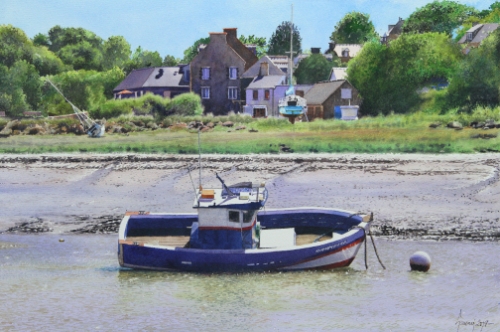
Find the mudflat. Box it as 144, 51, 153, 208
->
1, 153, 499, 240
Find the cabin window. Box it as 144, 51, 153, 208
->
264, 90, 270, 100
229, 67, 238, 80
228, 87, 238, 100
201, 67, 210, 80
242, 210, 255, 223
201, 87, 210, 99
228, 211, 240, 223
253, 90, 258, 100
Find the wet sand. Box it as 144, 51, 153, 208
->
1, 153, 499, 240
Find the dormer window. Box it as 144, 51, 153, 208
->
466, 32, 473, 42
342, 49, 350, 57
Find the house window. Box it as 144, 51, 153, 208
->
253, 90, 258, 100
229, 67, 238, 80
201, 87, 210, 99
264, 90, 270, 100
228, 211, 240, 223
228, 87, 238, 100
201, 67, 210, 80
466, 32, 473, 41
342, 49, 350, 57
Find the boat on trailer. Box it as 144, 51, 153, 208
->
118, 174, 372, 272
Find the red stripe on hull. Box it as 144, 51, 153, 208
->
308, 257, 355, 270
296, 236, 364, 265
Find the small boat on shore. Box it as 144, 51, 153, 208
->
118, 174, 372, 272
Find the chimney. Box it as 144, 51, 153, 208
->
223, 28, 237, 39
326, 42, 335, 54
311, 47, 321, 54
260, 62, 269, 76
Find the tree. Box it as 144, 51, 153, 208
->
268, 21, 301, 55
162, 55, 179, 66
239, 34, 267, 58
0, 25, 33, 67
102, 36, 131, 70
47, 26, 103, 53
123, 46, 163, 74
42, 67, 125, 116
46, 26, 104, 70
330, 12, 378, 44
294, 54, 334, 84
32, 46, 66, 76
0, 60, 42, 117
446, 29, 500, 110
402, 1, 478, 36
32, 33, 50, 47
57, 41, 104, 71
348, 33, 462, 115
181, 37, 210, 64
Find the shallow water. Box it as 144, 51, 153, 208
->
0, 234, 499, 331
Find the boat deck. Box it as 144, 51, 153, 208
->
125, 234, 333, 248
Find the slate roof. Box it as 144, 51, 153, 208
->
304, 80, 345, 104
332, 44, 363, 58
114, 66, 188, 92
329, 67, 347, 81
247, 75, 286, 89
458, 23, 499, 44
242, 56, 286, 78
114, 67, 155, 91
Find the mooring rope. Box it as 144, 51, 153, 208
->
369, 228, 386, 270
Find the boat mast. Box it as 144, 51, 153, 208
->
289, 4, 294, 87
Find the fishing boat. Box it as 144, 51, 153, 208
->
278, 4, 307, 124
117, 173, 372, 272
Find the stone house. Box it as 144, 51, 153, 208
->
242, 56, 286, 118
190, 28, 258, 115
325, 43, 362, 63
304, 80, 361, 120
457, 23, 499, 54
113, 65, 190, 99
381, 17, 405, 44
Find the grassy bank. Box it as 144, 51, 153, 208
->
1, 112, 499, 154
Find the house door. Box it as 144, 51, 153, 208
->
334, 106, 342, 119
253, 108, 266, 118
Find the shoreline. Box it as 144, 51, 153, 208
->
1, 152, 499, 241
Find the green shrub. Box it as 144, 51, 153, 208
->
169, 93, 202, 116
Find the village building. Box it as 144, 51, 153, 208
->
304, 80, 361, 121
113, 65, 190, 99
457, 23, 499, 54
324, 43, 363, 63
381, 17, 405, 44
190, 28, 258, 115
329, 67, 348, 81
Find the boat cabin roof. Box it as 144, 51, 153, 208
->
193, 182, 267, 210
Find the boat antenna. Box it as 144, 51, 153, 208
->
198, 128, 202, 190
215, 173, 235, 196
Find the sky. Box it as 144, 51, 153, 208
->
0, 0, 496, 60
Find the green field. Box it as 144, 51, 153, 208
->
1, 113, 499, 154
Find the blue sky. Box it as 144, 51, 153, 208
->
0, 0, 495, 59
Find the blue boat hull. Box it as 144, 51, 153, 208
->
118, 209, 370, 272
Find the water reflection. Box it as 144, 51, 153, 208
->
0, 234, 499, 331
